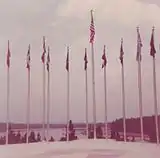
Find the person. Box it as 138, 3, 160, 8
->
49, 136, 54, 142
37, 133, 41, 142
96, 125, 103, 138
29, 131, 36, 142
68, 120, 77, 140
16, 131, 21, 143
69, 120, 74, 131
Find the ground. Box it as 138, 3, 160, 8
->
0, 139, 159, 158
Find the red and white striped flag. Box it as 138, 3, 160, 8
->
41, 36, 46, 63
119, 38, 124, 65
102, 45, 107, 68
66, 47, 69, 71
46, 46, 50, 72
6, 40, 11, 68
84, 48, 88, 70
26, 44, 31, 70
150, 27, 156, 58
136, 27, 143, 61
90, 10, 95, 44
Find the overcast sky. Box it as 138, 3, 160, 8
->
0, 0, 160, 123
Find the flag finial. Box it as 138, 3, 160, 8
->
121, 38, 123, 44
152, 26, 155, 30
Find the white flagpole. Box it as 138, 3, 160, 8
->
26, 68, 30, 143
90, 10, 96, 139
150, 27, 159, 144
136, 27, 144, 141
42, 62, 46, 141
66, 47, 70, 141
152, 56, 159, 144
41, 37, 46, 141
120, 38, 126, 142
46, 47, 50, 142
104, 65, 108, 139
6, 67, 10, 145
85, 67, 89, 138
91, 43, 96, 139
121, 61, 126, 142
137, 60, 144, 141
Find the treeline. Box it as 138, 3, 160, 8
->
111, 115, 160, 142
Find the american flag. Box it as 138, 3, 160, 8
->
41, 36, 46, 63
136, 27, 143, 62
90, 10, 95, 43
26, 44, 31, 70
150, 27, 156, 58
46, 46, 50, 71
84, 48, 88, 70
66, 47, 69, 71
119, 38, 124, 65
102, 45, 107, 68
7, 40, 11, 68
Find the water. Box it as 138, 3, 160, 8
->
0, 128, 86, 141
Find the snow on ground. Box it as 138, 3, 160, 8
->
0, 139, 159, 158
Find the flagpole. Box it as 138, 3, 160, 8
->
46, 47, 50, 142
91, 42, 96, 139
42, 62, 46, 141
136, 27, 144, 141
90, 10, 96, 139
85, 67, 89, 138
103, 65, 108, 139
26, 67, 30, 143
121, 61, 126, 142
41, 37, 46, 141
46, 65, 50, 142
6, 66, 10, 145
137, 59, 144, 141
120, 38, 126, 142
102, 45, 108, 139
150, 27, 159, 144
152, 56, 159, 144
66, 47, 70, 141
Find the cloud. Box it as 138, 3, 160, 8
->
0, 0, 160, 124
56, 0, 160, 27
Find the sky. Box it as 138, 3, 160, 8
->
0, 0, 160, 124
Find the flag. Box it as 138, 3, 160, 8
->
119, 38, 124, 65
84, 48, 88, 70
136, 27, 143, 61
46, 46, 50, 72
66, 47, 69, 71
7, 40, 11, 68
102, 45, 107, 68
41, 36, 46, 63
26, 44, 31, 70
150, 27, 156, 57
90, 10, 95, 43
